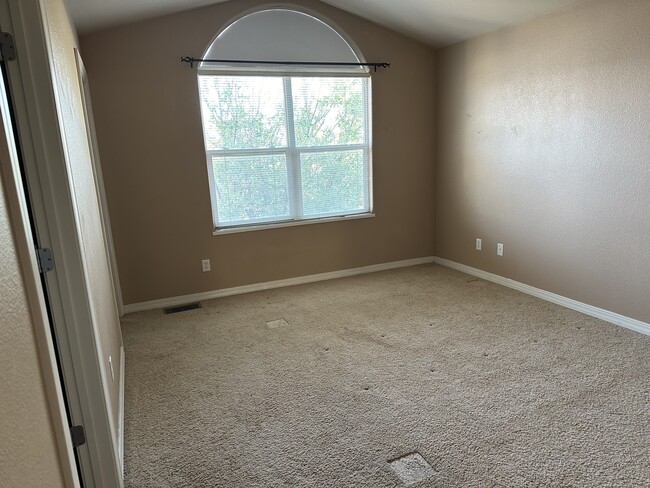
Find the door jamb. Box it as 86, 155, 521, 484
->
0, 49, 79, 488
0, 0, 123, 486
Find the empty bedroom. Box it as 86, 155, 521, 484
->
1, 0, 649, 486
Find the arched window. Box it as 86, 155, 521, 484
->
197, 8, 373, 231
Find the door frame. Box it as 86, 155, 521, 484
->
74, 48, 124, 318
0, 0, 123, 486
0, 43, 79, 488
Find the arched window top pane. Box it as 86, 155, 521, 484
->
200, 9, 367, 74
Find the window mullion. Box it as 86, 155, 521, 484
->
362, 78, 372, 211
283, 77, 303, 220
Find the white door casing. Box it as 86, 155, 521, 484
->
0, 0, 124, 486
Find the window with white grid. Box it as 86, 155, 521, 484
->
196, 8, 373, 231
198, 74, 372, 229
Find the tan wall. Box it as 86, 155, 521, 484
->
80, 0, 436, 305
436, 0, 650, 323
42, 0, 123, 445
0, 161, 64, 486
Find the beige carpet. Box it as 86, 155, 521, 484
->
122, 264, 650, 487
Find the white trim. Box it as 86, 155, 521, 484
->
214, 212, 375, 235
199, 7, 367, 75
118, 345, 125, 477
200, 75, 372, 230
206, 143, 367, 158
198, 69, 371, 78
0, 33, 80, 487
74, 49, 124, 317
124, 256, 434, 313
283, 76, 302, 219
5, 1, 124, 485
433, 257, 650, 337
199, 3, 369, 72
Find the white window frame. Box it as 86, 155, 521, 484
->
199, 72, 374, 234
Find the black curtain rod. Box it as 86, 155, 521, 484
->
180, 56, 390, 71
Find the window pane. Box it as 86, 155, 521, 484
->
292, 78, 365, 147
198, 76, 287, 150
212, 154, 290, 225
300, 150, 367, 217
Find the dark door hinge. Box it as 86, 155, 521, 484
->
0, 32, 16, 62
70, 425, 86, 447
36, 247, 54, 273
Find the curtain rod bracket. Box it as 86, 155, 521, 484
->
180, 56, 195, 68
180, 57, 390, 71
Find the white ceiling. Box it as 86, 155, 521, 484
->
65, 0, 581, 47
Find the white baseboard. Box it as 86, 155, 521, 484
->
124, 256, 435, 314
118, 345, 125, 480
433, 257, 650, 337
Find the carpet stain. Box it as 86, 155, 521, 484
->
388, 452, 436, 486
265, 318, 289, 329
339, 327, 394, 349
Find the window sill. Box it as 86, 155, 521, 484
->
213, 212, 375, 236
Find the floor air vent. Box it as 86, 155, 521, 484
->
163, 303, 202, 314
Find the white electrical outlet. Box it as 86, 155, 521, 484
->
108, 355, 114, 382
202, 259, 211, 272
476, 238, 482, 251
497, 243, 504, 256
